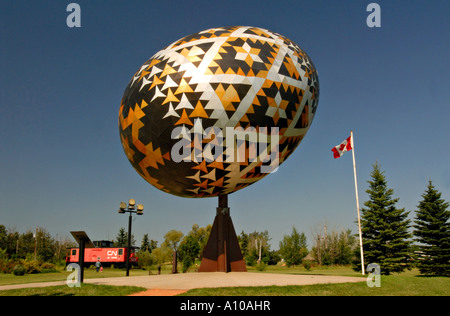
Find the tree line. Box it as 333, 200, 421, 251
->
0, 226, 75, 264
119, 223, 357, 273
0, 227, 76, 274
1, 162, 449, 276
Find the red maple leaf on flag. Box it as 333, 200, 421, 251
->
332, 135, 352, 158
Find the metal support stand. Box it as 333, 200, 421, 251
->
126, 211, 132, 276
70, 231, 94, 284
78, 237, 85, 283
198, 194, 247, 272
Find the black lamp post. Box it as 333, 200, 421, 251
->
118, 199, 143, 276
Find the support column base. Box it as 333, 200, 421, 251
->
198, 196, 246, 272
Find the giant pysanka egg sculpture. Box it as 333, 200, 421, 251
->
119, 26, 319, 198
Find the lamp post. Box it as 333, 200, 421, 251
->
118, 199, 144, 276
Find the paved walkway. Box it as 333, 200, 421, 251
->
0, 272, 364, 292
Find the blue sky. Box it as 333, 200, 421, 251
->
1, 0, 449, 248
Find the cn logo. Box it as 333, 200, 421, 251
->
107, 250, 118, 256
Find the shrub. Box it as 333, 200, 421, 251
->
23, 260, 42, 274
245, 255, 257, 267
13, 264, 26, 276
0, 260, 17, 274
303, 260, 312, 271
255, 262, 267, 271
40, 262, 57, 273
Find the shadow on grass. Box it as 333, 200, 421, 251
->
29, 292, 76, 296
0, 284, 146, 296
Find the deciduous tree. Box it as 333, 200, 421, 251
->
279, 227, 308, 267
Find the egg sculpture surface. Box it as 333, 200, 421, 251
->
119, 26, 319, 198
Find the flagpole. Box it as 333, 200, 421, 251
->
351, 130, 365, 275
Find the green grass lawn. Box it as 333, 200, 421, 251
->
0, 284, 146, 296
247, 264, 365, 277
1, 265, 449, 296
0, 267, 150, 286
181, 274, 450, 296
0, 266, 158, 296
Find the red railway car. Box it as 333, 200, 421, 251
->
66, 240, 138, 268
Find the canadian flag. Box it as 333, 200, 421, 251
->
332, 135, 353, 158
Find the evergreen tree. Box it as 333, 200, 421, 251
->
413, 181, 450, 276
149, 239, 158, 252
114, 228, 135, 247
141, 234, 150, 252
359, 163, 412, 275
115, 228, 127, 247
